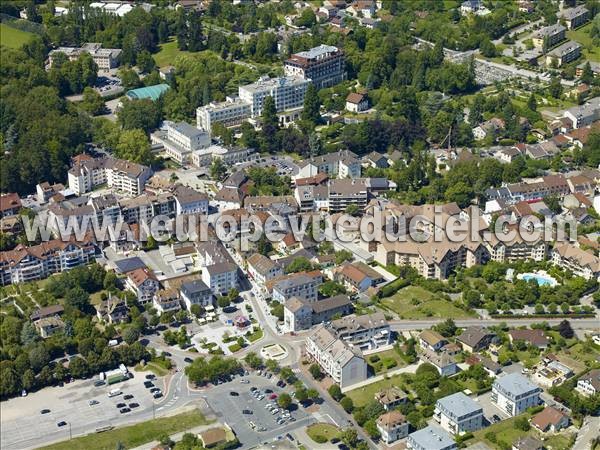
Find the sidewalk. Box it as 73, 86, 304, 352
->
130, 423, 218, 450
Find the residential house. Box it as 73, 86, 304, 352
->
95, 295, 129, 324
419, 330, 448, 352
363, 151, 390, 169
329, 312, 391, 350
374, 387, 408, 411
125, 267, 159, 305
434, 392, 484, 434
508, 329, 549, 349
0, 193, 22, 218
295, 150, 361, 180
576, 369, 600, 397
153, 289, 182, 314
420, 349, 458, 376
247, 253, 283, 285
335, 262, 384, 293
173, 185, 209, 215
284, 294, 352, 332
346, 92, 369, 112
30, 304, 64, 322
456, 326, 497, 353
407, 424, 457, 450
531, 406, 569, 433
202, 262, 238, 296
305, 324, 368, 388
563, 97, 600, 129
491, 373, 542, 416
180, 279, 213, 309
465, 354, 502, 377
377, 411, 410, 445
533, 354, 573, 387
271, 271, 322, 303
552, 243, 600, 281
34, 316, 65, 338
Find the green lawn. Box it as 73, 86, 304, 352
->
366, 349, 406, 375
380, 286, 475, 319
345, 374, 407, 407
567, 22, 600, 63
247, 327, 264, 343
134, 361, 169, 377
470, 412, 574, 450
0, 23, 34, 48
154, 39, 191, 67
306, 423, 339, 443
39, 409, 210, 450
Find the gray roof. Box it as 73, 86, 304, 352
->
407, 425, 456, 450
547, 40, 581, 57
493, 373, 541, 399
295, 44, 339, 59
560, 5, 588, 20
205, 262, 238, 275
171, 121, 205, 138
436, 392, 482, 420
534, 24, 565, 38
114, 257, 146, 273
310, 294, 352, 314
181, 279, 211, 296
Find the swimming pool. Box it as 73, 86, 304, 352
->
518, 272, 558, 287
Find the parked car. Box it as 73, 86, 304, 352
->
242, 409, 253, 415
128, 403, 139, 408
184, 357, 193, 363
56, 421, 67, 427
88, 400, 99, 406
230, 391, 239, 396
264, 389, 273, 393
123, 394, 133, 400
40, 409, 51, 414
93, 380, 105, 387
150, 387, 161, 393
269, 394, 278, 400
144, 381, 154, 388
240, 379, 249, 384
153, 392, 163, 399
145, 374, 155, 380
119, 408, 131, 414
116, 403, 126, 408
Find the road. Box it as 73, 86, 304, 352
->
389, 318, 600, 331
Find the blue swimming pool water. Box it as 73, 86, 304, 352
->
522, 274, 554, 286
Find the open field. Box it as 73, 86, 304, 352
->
306, 423, 339, 443
0, 23, 34, 48
154, 39, 191, 67
366, 348, 406, 375
380, 286, 475, 319
567, 22, 600, 63
38, 409, 210, 450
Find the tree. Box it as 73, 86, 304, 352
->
190, 304, 203, 318
20, 322, 40, 346
527, 94, 537, 112
580, 62, 594, 84
480, 38, 497, 57
340, 428, 359, 449
210, 157, 227, 180
295, 8, 316, 27
176, 310, 188, 323
295, 386, 308, 403
65, 286, 90, 313
307, 388, 319, 401
117, 99, 161, 133
345, 203, 360, 217
266, 359, 280, 373
549, 76, 563, 99
68, 356, 89, 378
217, 295, 231, 308
309, 363, 323, 380
115, 129, 154, 165
301, 84, 321, 124
122, 326, 140, 345
260, 96, 279, 153
434, 319, 457, 337
557, 320, 574, 339
515, 416, 530, 431
81, 87, 105, 115
545, 194, 562, 214
340, 396, 354, 413
328, 384, 343, 401
118, 68, 141, 89
244, 352, 263, 370
278, 392, 292, 409
136, 51, 156, 74
364, 418, 381, 439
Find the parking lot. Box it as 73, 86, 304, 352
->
1, 372, 165, 449
204, 374, 313, 449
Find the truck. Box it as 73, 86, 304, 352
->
108, 389, 122, 398
107, 373, 128, 385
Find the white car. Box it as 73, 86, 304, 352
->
271, 409, 279, 415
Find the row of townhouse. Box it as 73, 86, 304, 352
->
68, 155, 153, 197
552, 242, 600, 281
0, 239, 96, 285
294, 150, 362, 180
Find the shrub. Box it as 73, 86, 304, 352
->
312, 435, 328, 444
369, 355, 380, 363
228, 343, 242, 353
382, 358, 397, 370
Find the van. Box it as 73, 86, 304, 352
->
108, 389, 122, 398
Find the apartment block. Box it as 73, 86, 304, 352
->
284, 45, 346, 89
239, 75, 310, 118
491, 373, 542, 416
125, 267, 159, 305
377, 411, 409, 445
329, 312, 391, 351
407, 425, 457, 450
196, 96, 251, 131
295, 150, 362, 180
0, 240, 96, 285
434, 392, 484, 434
284, 294, 352, 332
552, 243, 600, 281
532, 24, 565, 49
191, 144, 255, 168
305, 324, 367, 388
560, 5, 590, 29
68, 156, 152, 197
202, 262, 238, 296
563, 97, 600, 129
545, 41, 581, 67
247, 253, 283, 285
271, 271, 323, 303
